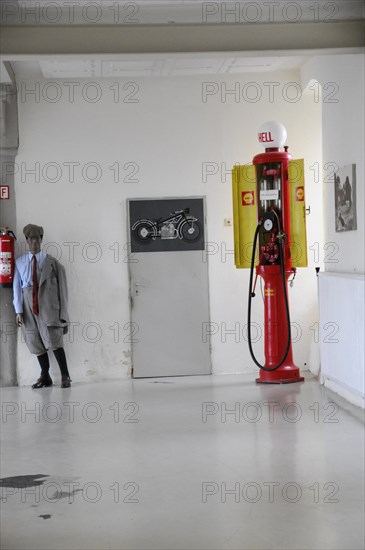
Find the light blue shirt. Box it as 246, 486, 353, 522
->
13, 251, 47, 314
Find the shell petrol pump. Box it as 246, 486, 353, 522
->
232, 121, 307, 384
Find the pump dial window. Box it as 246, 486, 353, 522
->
264, 219, 274, 231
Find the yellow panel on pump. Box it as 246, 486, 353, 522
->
288, 159, 308, 268
232, 164, 257, 269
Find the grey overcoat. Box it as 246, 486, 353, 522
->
38, 255, 70, 327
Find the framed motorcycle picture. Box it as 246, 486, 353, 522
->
128, 197, 205, 253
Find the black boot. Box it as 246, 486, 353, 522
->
61, 375, 71, 388
33, 353, 52, 388
53, 348, 71, 387
32, 375, 53, 389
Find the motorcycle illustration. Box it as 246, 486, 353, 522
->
132, 208, 201, 243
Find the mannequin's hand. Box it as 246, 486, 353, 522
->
16, 314, 23, 327
61, 320, 68, 335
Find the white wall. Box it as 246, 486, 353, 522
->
301, 53, 365, 275
301, 52, 365, 405
14, 69, 322, 385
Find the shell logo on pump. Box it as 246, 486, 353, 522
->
295, 186, 304, 201
242, 191, 255, 206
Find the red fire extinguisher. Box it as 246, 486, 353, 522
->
0, 227, 17, 287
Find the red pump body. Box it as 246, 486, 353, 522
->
253, 147, 304, 383
0, 227, 16, 287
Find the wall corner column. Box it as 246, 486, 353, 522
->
0, 81, 19, 387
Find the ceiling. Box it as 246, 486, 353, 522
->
1, 1, 363, 81
8, 54, 308, 80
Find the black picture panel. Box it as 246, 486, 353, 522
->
129, 198, 205, 253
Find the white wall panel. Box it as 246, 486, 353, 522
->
319, 272, 365, 407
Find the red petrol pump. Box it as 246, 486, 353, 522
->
232, 121, 308, 384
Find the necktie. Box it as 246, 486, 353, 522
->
32, 255, 39, 316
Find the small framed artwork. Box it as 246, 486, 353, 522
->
334, 164, 357, 232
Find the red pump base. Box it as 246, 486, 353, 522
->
256, 369, 305, 384
255, 265, 305, 385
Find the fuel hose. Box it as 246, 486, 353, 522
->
247, 218, 292, 371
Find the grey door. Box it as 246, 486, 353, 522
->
127, 197, 211, 378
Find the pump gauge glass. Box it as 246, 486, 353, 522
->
264, 218, 274, 231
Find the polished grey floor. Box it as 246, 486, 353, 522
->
1, 373, 364, 550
